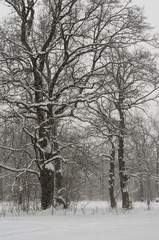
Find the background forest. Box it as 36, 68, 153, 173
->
0, 0, 159, 212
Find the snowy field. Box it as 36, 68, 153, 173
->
0, 201, 159, 240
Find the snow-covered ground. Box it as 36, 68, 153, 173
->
0, 201, 159, 240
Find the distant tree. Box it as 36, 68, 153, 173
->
81, 102, 117, 207
127, 115, 159, 208
58, 120, 100, 203
81, 47, 158, 208
104, 48, 158, 208
151, 119, 159, 202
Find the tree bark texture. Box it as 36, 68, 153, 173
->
109, 142, 116, 208
118, 134, 130, 209
40, 168, 54, 210
0, 168, 3, 201
156, 147, 159, 201
118, 94, 130, 209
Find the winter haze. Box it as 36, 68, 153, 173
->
0, 0, 159, 240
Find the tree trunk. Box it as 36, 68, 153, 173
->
52, 124, 65, 207
109, 141, 116, 208
118, 93, 130, 209
137, 152, 144, 202
118, 135, 130, 209
156, 147, 159, 202
147, 174, 151, 210
139, 176, 144, 201
0, 167, 3, 201
100, 159, 105, 200
40, 168, 54, 210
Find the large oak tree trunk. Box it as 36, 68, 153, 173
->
40, 168, 54, 210
118, 134, 130, 209
118, 94, 130, 209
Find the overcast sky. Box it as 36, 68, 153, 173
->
0, 0, 159, 32
132, 0, 159, 32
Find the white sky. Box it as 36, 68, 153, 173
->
132, 0, 159, 32
0, 0, 159, 32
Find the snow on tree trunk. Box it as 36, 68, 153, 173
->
118, 94, 130, 209
118, 135, 130, 209
0, 167, 3, 201
155, 148, 159, 202
109, 141, 116, 208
